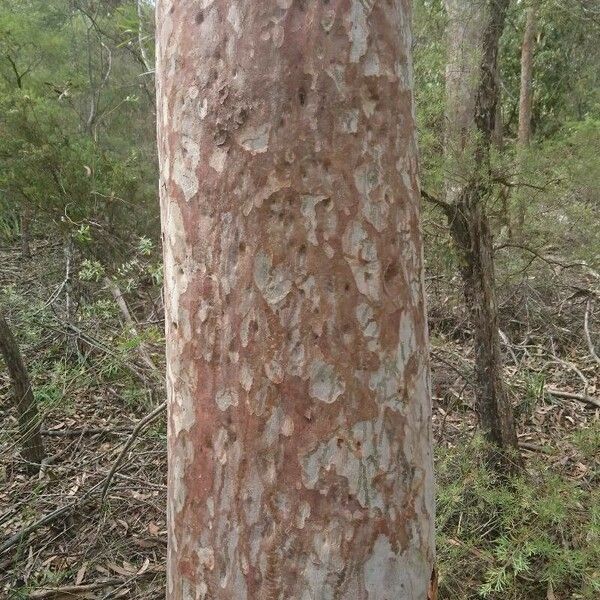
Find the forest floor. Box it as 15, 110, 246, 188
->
1, 239, 598, 599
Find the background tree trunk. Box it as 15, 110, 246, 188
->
444, 0, 521, 467
518, 4, 536, 149
0, 312, 45, 473
156, 1, 435, 598
516, 3, 537, 233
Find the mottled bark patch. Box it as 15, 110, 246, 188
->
157, 0, 434, 597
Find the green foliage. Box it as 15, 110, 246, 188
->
436, 436, 600, 599
0, 0, 158, 261
413, 0, 446, 194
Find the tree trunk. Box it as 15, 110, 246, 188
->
444, 0, 485, 204
517, 5, 536, 149
0, 312, 45, 473
156, 1, 435, 598
448, 195, 520, 460
444, 0, 521, 467
515, 3, 536, 233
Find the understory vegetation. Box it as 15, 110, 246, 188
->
1, 1, 598, 598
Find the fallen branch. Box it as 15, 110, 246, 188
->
101, 401, 166, 502
41, 426, 132, 438
518, 442, 551, 454
0, 402, 167, 556
28, 578, 124, 598
0, 484, 97, 555
545, 387, 600, 409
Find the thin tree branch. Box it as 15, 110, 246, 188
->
421, 189, 454, 219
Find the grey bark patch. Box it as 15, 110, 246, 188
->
216, 389, 239, 411
308, 359, 345, 404
253, 250, 292, 306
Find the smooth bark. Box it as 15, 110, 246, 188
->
0, 311, 45, 473
157, 1, 435, 598
516, 3, 537, 233
517, 5, 536, 149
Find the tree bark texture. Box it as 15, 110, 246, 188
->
444, 0, 485, 205
515, 3, 536, 233
0, 312, 45, 473
156, 1, 435, 598
444, 0, 521, 463
517, 4, 536, 149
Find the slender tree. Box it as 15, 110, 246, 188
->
440, 0, 521, 467
516, 1, 537, 232
517, 3, 536, 149
0, 311, 45, 473
156, 1, 436, 598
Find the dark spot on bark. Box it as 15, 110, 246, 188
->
172, 321, 178, 330
214, 129, 228, 146
178, 267, 184, 274
250, 320, 259, 333
344, 282, 351, 292
298, 87, 306, 106
364, 272, 372, 281
169, 5, 175, 13
238, 241, 246, 253
355, 440, 362, 449
298, 244, 306, 256
195, 11, 204, 24
208, 68, 218, 85
336, 437, 344, 447
235, 108, 248, 127
323, 197, 332, 209
384, 262, 399, 282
